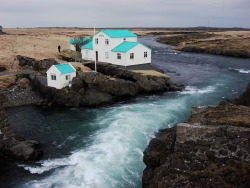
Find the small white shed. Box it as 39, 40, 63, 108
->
46, 63, 76, 89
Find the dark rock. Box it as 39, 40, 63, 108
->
71, 77, 84, 92
0, 99, 43, 161
0, 66, 6, 72
228, 82, 250, 106
84, 62, 178, 93
33, 58, 58, 71
143, 98, 250, 188
10, 140, 43, 161
17, 55, 58, 71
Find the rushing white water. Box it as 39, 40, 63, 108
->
228, 67, 250, 73
2, 36, 249, 188
20, 95, 189, 188
18, 80, 234, 188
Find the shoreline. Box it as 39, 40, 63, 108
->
156, 32, 250, 58
142, 83, 250, 188
0, 55, 180, 161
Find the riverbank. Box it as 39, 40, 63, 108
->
0, 55, 179, 160
142, 83, 250, 188
156, 31, 250, 58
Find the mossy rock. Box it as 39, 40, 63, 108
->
59, 49, 82, 61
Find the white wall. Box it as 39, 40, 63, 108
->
58, 72, 76, 89
110, 44, 151, 66
93, 31, 112, 63
47, 66, 76, 89
70, 44, 76, 51
47, 66, 61, 89
125, 44, 151, 66
81, 49, 95, 61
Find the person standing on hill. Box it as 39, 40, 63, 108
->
58, 45, 61, 53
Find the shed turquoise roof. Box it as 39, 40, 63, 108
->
81, 38, 93, 49
54, 63, 76, 74
70, 37, 91, 44
97, 29, 137, 38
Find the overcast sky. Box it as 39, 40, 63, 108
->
1, 0, 250, 28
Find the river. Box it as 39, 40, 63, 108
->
1, 36, 250, 188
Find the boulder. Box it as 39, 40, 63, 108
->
10, 140, 43, 161
71, 77, 84, 92
228, 82, 250, 106
33, 58, 58, 71
17, 55, 58, 71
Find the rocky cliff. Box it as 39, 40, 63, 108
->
0, 95, 42, 161
143, 85, 250, 188
30, 62, 178, 107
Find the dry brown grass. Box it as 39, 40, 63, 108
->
0, 27, 170, 73
131, 70, 170, 78
173, 31, 250, 53
0, 75, 16, 88
70, 62, 93, 72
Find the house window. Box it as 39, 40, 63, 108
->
117, 53, 121, 59
95, 38, 98, 44
51, 74, 56, 80
65, 75, 70, 80
144, 52, 148, 58
105, 52, 109, 59
123, 38, 126, 41
105, 39, 109, 45
130, 53, 134, 59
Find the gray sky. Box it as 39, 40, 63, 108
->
1, 0, 250, 28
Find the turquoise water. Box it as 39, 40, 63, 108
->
2, 36, 250, 188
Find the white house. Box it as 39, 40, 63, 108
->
46, 63, 76, 89
81, 29, 151, 67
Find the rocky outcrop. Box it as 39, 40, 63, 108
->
30, 62, 178, 107
181, 47, 250, 58
1, 74, 44, 107
143, 90, 250, 187
156, 34, 250, 58
17, 55, 58, 72
0, 95, 43, 161
84, 63, 178, 92
228, 82, 250, 106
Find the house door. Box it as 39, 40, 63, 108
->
95, 51, 98, 62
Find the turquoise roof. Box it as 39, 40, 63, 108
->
81, 38, 93, 49
112, 41, 140, 52
54, 63, 76, 74
98, 29, 137, 38
70, 37, 91, 44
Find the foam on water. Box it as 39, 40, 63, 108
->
229, 68, 250, 74
179, 85, 215, 95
